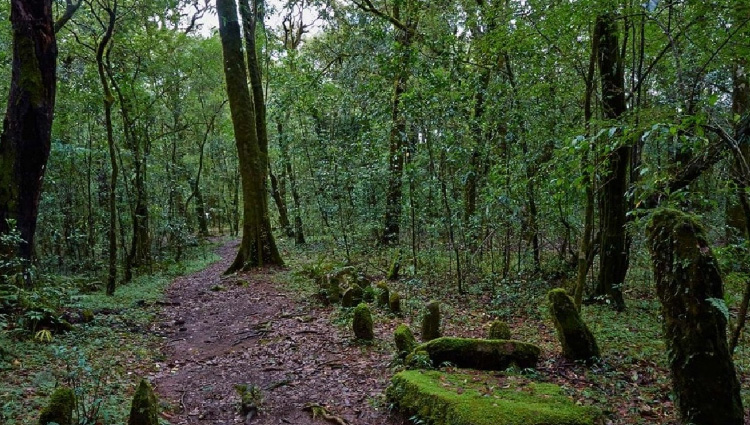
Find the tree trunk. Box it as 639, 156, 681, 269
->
94, 2, 117, 295
594, 14, 629, 311
646, 209, 743, 425
727, 60, 750, 237
0, 0, 57, 274
269, 163, 293, 237
217, 0, 282, 271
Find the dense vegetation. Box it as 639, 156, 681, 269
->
1, 0, 750, 423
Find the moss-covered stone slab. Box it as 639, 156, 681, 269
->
387, 370, 601, 425
414, 337, 540, 370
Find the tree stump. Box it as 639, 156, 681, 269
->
646, 209, 743, 425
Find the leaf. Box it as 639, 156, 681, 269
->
706, 298, 729, 321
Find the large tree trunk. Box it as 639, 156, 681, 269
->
727, 59, 750, 237
594, 14, 629, 311
646, 209, 743, 425
0, 0, 57, 274
217, 0, 282, 271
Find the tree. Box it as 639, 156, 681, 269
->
0, 0, 58, 276
217, 0, 283, 271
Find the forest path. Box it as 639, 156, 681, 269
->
153, 240, 400, 425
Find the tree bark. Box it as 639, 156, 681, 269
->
646, 209, 743, 425
217, 0, 282, 271
594, 14, 629, 311
0, 0, 57, 274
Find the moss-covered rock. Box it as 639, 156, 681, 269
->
646, 209, 743, 425
128, 379, 159, 425
387, 252, 401, 281
394, 324, 417, 358
421, 301, 441, 341
376, 281, 390, 307
488, 320, 511, 340
341, 285, 364, 307
386, 370, 601, 425
414, 337, 540, 370
547, 289, 599, 363
39, 386, 75, 425
325, 274, 342, 304
389, 292, 402, 313
352, 303, 374, 340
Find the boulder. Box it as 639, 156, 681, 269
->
394, 324, 417, 358
353, 303, 374, 340
341, 285, 364, 307
488, 320, 511, 340
39, 387, 75, 425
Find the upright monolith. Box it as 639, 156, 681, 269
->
421, 301, 441, 341
548, 288, 599, 362
646, 209, 743, 425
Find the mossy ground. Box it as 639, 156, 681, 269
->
0, 246, 220, 424
387, 370, 601, 425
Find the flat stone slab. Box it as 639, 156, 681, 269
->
387, 370, 602, 425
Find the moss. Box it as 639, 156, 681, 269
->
488, 320, 511, 340
352, 303, 374, 340
394, 323, 417, 358
128, 379, 159, 425
81, 309, 95, 323
421, 301, 441, 341
376, 281, 390, 307
387, 252, 401, 281
39, 386, 75, 425
326, 274, 342, 304
547, 289, 599, 362
341, 285, 364, 308
386, 370, 601, 425
415, 337, 540, 371
389, 292, 402, 313
646, 209, 744, 425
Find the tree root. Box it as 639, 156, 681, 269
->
303, 403, 349, 425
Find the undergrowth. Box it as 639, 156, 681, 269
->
0, 244, 220, 424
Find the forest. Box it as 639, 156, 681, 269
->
1, 0, 750, 424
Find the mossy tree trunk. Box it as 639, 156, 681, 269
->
217, 0, 283, 272
646, 209, 743, 425
0, 0, 57, 274
594, 14, 629, 311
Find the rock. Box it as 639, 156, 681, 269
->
353, 303, 374, 340
421, 301, 441, 341
376, 281, 390, 307
341, 285, 364, 308
394, 324, 416, 358
389, 292, 401, 314
646, 209, 743, 425
387, 252, 401, 281
488, 320, 511, 340
386, 370, 602, 425
547, 289, 599, 362
39, 386, 75, 425
325, 274, 342, 304
414, 337, 540, 371
128, 379, 159, 425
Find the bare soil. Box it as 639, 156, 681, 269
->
153, 241, 404, 425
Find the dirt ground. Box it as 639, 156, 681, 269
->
153, 241, 406, 425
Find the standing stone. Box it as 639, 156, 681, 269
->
548, 289, 599, 362
341, 285, 364, 307
376, 281, 390, 307
488, 320, 511, 340
394, 323, 417, 358
39, 387, 74, 425
389, 292, 402, 313
128, 379, 159, 425
646, 209, 743, 425
421, 301, 441, 341
353, 303, 374, 340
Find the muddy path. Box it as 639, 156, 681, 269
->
153, 241, 404, 425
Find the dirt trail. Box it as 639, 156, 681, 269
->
153, 241, 402, 425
